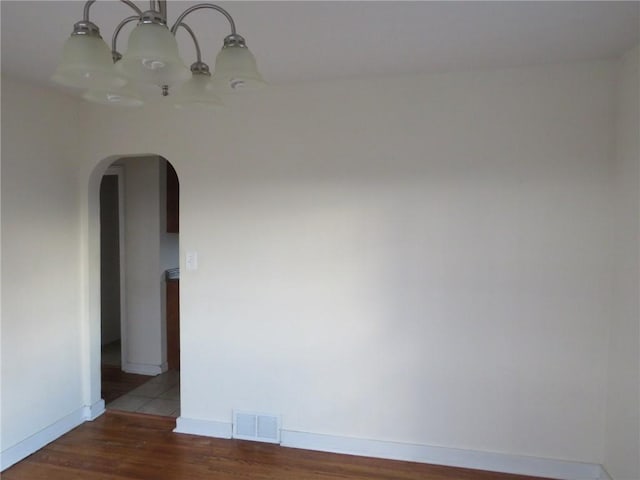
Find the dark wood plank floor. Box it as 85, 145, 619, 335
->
4, 412, 553, 480
101, 365, 151, 404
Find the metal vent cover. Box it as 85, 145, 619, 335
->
233, 410, 281, 444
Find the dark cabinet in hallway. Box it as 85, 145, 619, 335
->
166, 278, 180, 370
166, 162, 179, 233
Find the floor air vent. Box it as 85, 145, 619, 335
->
233, 411, 281, 444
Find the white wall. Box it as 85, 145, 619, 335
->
0, 77, 85, 459
120, 156, 167, 374
604, 45, 640, 480
79, 60, 616, 465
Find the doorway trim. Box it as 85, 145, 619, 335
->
84, 154, 124, 419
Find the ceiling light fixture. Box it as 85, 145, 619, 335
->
52, 0, 265, 108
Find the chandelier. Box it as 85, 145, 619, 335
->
52, 0, 265, 108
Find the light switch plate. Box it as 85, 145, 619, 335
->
186, 251, 198, 271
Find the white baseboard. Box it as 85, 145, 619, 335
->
0, 407, 85, 471
83, 399, 105, 421
279, 430, 604, 480
173, 417, 232, 439
6, 410, 605, 480
122, 362, 165, 376
170, 418, 605, 480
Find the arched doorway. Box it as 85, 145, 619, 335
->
86, 154, 180, 418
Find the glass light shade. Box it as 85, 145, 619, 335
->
213, 45, 265, 92
174, 74, 224, 109
82, 83, 143, 107
52, 34, 127, 89
116, 23, 190, 87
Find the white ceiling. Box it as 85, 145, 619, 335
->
1, 1, 639, 90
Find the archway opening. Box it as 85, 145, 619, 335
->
88, 154, 180, 419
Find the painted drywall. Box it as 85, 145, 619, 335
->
100, 174, 121, 346
120, 156, 166, 374
604, 45, 640, 480
78, 60, 616, 464
115, 157, 179, 374
0, 77, 84, 454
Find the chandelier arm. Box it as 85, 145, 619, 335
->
175, 22, 203, 63
111, 15, 140, 54
170, 3, 237, 36
82, 0, 143, 22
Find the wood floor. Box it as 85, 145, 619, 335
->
4, 412, 553, 480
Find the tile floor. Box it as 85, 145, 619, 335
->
106, 370, 180, 417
